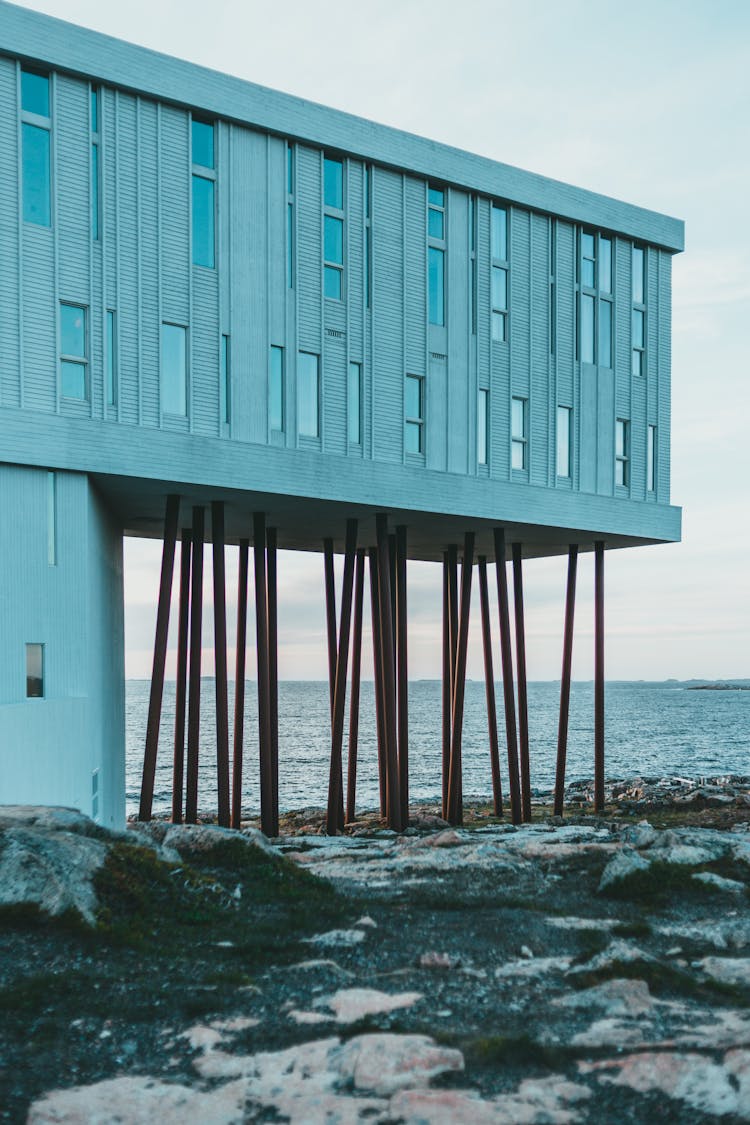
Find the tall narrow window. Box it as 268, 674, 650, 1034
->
647, 424, 656, 493
581, 294, 595, 364
557, 405, 571, 478
577, 230, 612, 366
511, 396, 527, 470
364, 165, 372, 308
323, 156, 344, 300
270, 345, 284, 432
287, 144, 295, 288
221, 334, 230, 425
549, 219, 556, 355
91, 86, 101, 240
405, 374, 424, 455
47, 472, 57, 566
615, 419, 629, 487
298, 351, 319, 438
491, 204, 508, 342
60, 303, 87, 400
348, 361, 361, 445
599, 298, 612, 367
26, 643, 44, 699
21, 69, 51, 227
632, 245, 646, 376
106, 310, 116, 407
428, 186, 445, 326
469, 196, 477, 334
478, 387, 488, 465
161, 323, 187, 416
191, 119, 215, 268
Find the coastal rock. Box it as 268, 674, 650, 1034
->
696, 957, 750, 987
0, 805, 105, 837
303, 928, 366, 949
597, 847, 651, 892
692, 871, 746, 894
339, 1033, 464, 1096
554, 978, 655, 1017
28, 1076, 248, 1124
496, 955, 572, 978
160, 823, 279, 859
319, 987, 423, 1024
0, 825, 108, 925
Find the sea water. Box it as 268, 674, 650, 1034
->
126, 680, 750, 817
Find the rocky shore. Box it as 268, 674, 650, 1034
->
1, 776, 749, 1123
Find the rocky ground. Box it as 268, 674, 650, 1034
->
0, 776, 749, 1123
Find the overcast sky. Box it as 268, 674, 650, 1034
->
15, 0, 750, 681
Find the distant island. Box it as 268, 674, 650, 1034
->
687, 683, 750, 691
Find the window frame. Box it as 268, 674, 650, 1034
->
427, 184, 446, 327
106, 309, 117, 409
647, 423, 657, 494
270, 344, 285, 433
405, 373, 425, 456
298, 350, 320, 439
577, 228, 613, 367
221, 333, 230, 426
491, 203, 509, 343
364, 164, 372, 309
160, 321, 189, 418
191, 117, 216, 269
90, 85, 101, 241
511, 395, 527, 471
557, 405, 572, 479
323, 154, 345, 301
287, 143, 295, 289
59, 302, 89, 402
348, 360, 362, 447
477, 386, 489, 466
615, 418, 630, 488
26, 642, 45, 700
20, 67, 52, 228
632, 245, 646, 377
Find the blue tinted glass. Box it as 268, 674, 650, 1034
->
581, 294, 595, 363
91, 88, 99, 133
428, 247, 444, 326
365, 228, 371, 308
428, 186, 444, 207
192, 120, 214, 168
324, 265, 342, 299
599, 300, 612, 366
632, 308, 644, 349
21, 70, 49, 117
298, 352, 319, 437
491, 206, 507, 260
512, 397, 524, 439
405, 420, 421, 454
365, 166, 371, 218
632, 247, 645, 303
162, 324, 187, 415
557, 406, 570, 477
287, 146, 293, 194
600, 238, 612, 292
492, 311, 506, 342
106, 311, 116, 406
192, 175, 215, 267
405, 375, 421, 420
428, 207, 444, 239
478, 389, 488, 465
22, 123, 50, 226
632, 349, 643, 377
582, 258, 595, 288
615, 420, 625, 458
287, 203, 294, 286
270, 346, 283, 431
91, 143, 100, 240
324, 215, 343, 264
492, 266, 507, 309
61, 305, 85, 357
324, 158, 343, 209
222, 335, 230, 424
26, 643, 44, 698
61, 361, 86, 399
348, 362, 361, 444
647, 426, 656, 491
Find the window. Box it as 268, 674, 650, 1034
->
511, 396, 527, 470
557, 406, 571, 478
26, 643, 44, 699
405, 374, 424, 454
298, 351, 319, 437
615, 419, 629, 487
92, 769, 99, 821
47, 471, 56, 566
348, 361, 361, 445
647, 424, 656, 493
428, 186, 445, 326
632, 246, 646, 376
577, 229, 612, 366
91, 87, 101, 240
469, 196, 477, 334
287, 144, 295, 288
270, 345, 284, 432
106, 310, 116, 407
478, 387, 488, 465
191, 119, 215, 268
549, 219, 556, 355
161, 323, 187, 416
491, 204, 508, 342
364, 165, 372, 309
581, 294, 595, 364
60, 304, 87, 400
221, 335, 230, 425
21, 69, 51, 227
323, 156, 344, 300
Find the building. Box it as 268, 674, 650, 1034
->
0, 1, 683, 833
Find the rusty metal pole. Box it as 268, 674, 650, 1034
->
267, 527, 279, 832
324, 538, 337, 721
346, 548, 366, 823
211, 502, 230, 828
327, 519, 358, 834
594, 540, 605, 812
396, 525, 409, 827
554, 544, 579, 817
171, 528, 192, 824
231, 538, 249, 829
185, 506, 205, 824
447, 532, 474, 825
493, 527, 522, 825
376, 513, 403, 831
254, 512, 274, 836
448, 544, 459, 701
478, 556, 503, 817
441, 554, 452, 820
369, 546, 388, 818
139, 493, 179, 821
512, 542, 531, 822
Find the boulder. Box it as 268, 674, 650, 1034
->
0, 825, 108, 925
598, 847, 651, 892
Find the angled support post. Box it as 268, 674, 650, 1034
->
231, 538, 249, 829
478, 556, 503, 817
212, 502, 230, 828
376, 513, 403, 831
346, 548, 366, 824
327, 519, 358, 834
447, 532, 474, 825
139, 493, 179, 821
395, 525, 409, 827
369, 546, 388, 818
493, 527, 522, 825
554, 544, 579, 817
441, 553, 452, 820
185, 505, 205, 824
512, 542, 531, 822
324, 538, 337, 721
594, 540, 605, 812
171, 528, 192, 824
254, 512, 275, 836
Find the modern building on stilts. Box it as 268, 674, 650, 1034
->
0, 2, 683, 834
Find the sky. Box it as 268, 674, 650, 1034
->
14, 0, 750, 681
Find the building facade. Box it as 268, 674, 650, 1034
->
0, 1, 682, 829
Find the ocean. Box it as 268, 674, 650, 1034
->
126, 679, 750, 818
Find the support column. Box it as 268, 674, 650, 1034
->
172, 528, 192, 824
212, 502, 230, 828
376, 513, 403, 831
267, 527, 279, 824
369, 546, 388, 818
512, 542, 531, 822
396, 525, 409, 827
441, 553, 452, 820
594, 540, 605, 812
327, 519, 358, 835
254, 512, 275, 836
493, 527, 522, 825
231, 539, 249, 829
324, 538, 337, 720
139, 493, 179, 821
447, 532, 474, 825
346, 548, 366, 824
554, 544, 579, 817
185, 506, 205, 824
478, 557, 502, 817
